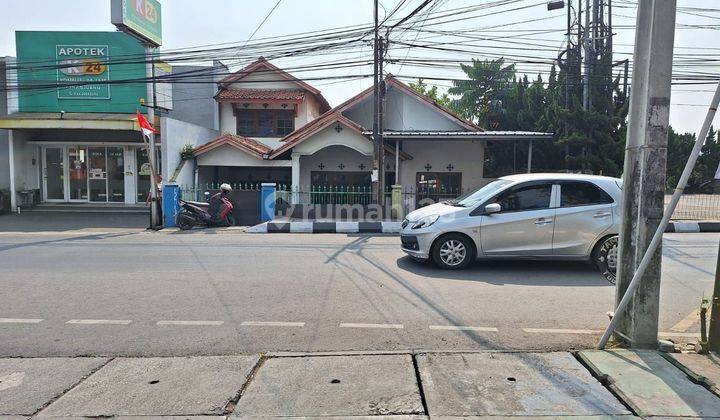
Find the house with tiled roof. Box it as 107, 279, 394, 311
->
194, 57, 552, 206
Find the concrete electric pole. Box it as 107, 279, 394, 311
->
146, 45, 160, 229
710, 237, 720, 351
613, 0, 677, 348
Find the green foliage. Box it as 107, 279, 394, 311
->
410, 56, 630, 176
667, 126, 719, 190
408, 78, 455, 110
180, 144, 195, 160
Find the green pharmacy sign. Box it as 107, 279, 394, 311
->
56, 45, 111, 99
112, 0, 162, 46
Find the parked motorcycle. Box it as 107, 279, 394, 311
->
175, 187, 235, 230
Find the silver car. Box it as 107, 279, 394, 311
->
400, 174, 621, 280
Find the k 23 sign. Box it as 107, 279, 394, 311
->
56, 45, 110, 99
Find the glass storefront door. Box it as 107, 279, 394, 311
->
88, 147, 108, 202
42, 146, 134, 204
136, 147, 151, 203
107, 147, 125, 202
68, 147, 88, 201
43, 147, 65, 201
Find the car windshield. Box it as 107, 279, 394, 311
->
450, 179, 513, 207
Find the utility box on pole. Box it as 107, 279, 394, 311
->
615, 0, 677, 348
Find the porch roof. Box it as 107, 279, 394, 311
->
363, 130, 554, 141
193, 133, 273, 160
0, 112, 142, 131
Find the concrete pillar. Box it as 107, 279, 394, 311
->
291, 152, 300, 204
391, 184, 404, 220
615, 0, 677, 348
527, 139, 533, 173
8, 130, 16, 212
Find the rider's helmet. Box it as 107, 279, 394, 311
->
220, 183, 232, 192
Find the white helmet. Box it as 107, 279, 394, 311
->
220, 183, 232, 192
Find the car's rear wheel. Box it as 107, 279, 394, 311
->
594, 235, 618, 284
432, 234, 475, 270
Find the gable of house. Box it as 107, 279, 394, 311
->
340, 76, 481, 133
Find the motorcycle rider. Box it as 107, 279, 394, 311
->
208, 183, 232, 222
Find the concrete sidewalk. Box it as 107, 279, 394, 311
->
2, 350, 719, 418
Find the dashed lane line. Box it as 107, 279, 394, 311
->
156, 320, 224, 326
339, 322, 404, 329
429, 325, 498, 332
523, 328, 602, 334
0, 318, 43, 324
66, 319, 133, 325
241, 321, 305, 327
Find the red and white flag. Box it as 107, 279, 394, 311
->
136, 110, 157, 138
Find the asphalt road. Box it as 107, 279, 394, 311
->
0, 226, 717, 357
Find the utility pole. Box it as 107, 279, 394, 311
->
146, 45, 160, 229
613, 0, 677, 348
372, 0, 381, 210
709, 237, 720, 351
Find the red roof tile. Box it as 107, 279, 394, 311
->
193, 133, 272, 160
215, 89, 305, 102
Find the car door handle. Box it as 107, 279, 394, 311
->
534, 218, 553, 226
593, 212, 612, 218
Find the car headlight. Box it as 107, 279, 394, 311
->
412, 214, 440, 229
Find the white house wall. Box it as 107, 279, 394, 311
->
299, 145, 373, 188
227, 71, 300, 90
342, 87, 465, 132
10, 132, 40, 191
161, 117, 218, 186
400, 140, 486, 193
294, 124, 373, 156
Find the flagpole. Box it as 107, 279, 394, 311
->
146, 44, 160, 229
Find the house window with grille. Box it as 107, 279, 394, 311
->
276, 113, 294, 136
235, 109, 295, 137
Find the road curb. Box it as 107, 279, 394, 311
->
666, 221, 720, 233
247, 221, 401, 234
245, 220, 719, 234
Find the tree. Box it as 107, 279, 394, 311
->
448, 58, 516, 129
408, 78, 454, 110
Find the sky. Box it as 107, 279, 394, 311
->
1, 0, 718, 134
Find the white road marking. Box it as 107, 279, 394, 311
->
0, 318, 43, 324
429, 325, 498, 332
66, 319, 132, 325
523, 328, 602, 334
156, 320, 224, 326
241, 321, 305, 327
670, 308, 711, 333
339, 322, 404, 329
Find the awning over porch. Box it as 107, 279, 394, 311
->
363, 130, 554, 141
0, 112, 145, 131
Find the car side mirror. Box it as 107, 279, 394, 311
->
484, 203, 501, 214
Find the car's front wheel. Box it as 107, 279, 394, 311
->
432, 234, 475, 270
594, 235, 618, 284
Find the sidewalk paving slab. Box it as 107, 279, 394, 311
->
37, 356, 259, 417
578, 349, 720, 418
0, 357, 109, 416
663, 352, 720, 397
416, 352, 630, 417
234, 355, 424, 417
